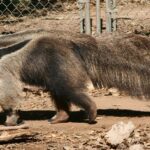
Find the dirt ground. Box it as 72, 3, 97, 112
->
0, 90, 150, 150
0, 1, 149, 150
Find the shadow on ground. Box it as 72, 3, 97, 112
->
0, 109, 150, 124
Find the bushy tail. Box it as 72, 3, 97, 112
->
94, 34, 150, 99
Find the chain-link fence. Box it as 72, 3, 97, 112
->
0, 0, 67, 16
0, 0, 79, 34
0, 0, 149, 35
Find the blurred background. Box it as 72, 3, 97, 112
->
0, 0, 149, 35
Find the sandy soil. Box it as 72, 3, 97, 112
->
0, 90, 149, 150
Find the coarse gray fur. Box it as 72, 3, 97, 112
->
96, 34, 150, 98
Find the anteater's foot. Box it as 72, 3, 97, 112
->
49, 110, 69, 124
88, 102, 97, 124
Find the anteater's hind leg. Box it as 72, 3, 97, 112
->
49, 89, 97, 124
49, 94, 70, 124
49, 110, 70, 124
69, 91, 97, 123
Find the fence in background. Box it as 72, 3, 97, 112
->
0, 0, 64, 14
78, 0, 117, 35
0, 0, 149, 35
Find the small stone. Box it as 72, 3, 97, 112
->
129, 144, 144, 150
134, 131, 140, 138
63, 146, 71, 150
51, 134, 57, 138
108, 88, 120, 96
88, 130, 95, 135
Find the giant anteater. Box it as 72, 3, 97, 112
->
0, 30, 149, 126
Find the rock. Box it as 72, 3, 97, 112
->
108, 88, 120, 96
63, 146, 72, 150
105, 121, 135, 145
129, 144, 144, 150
